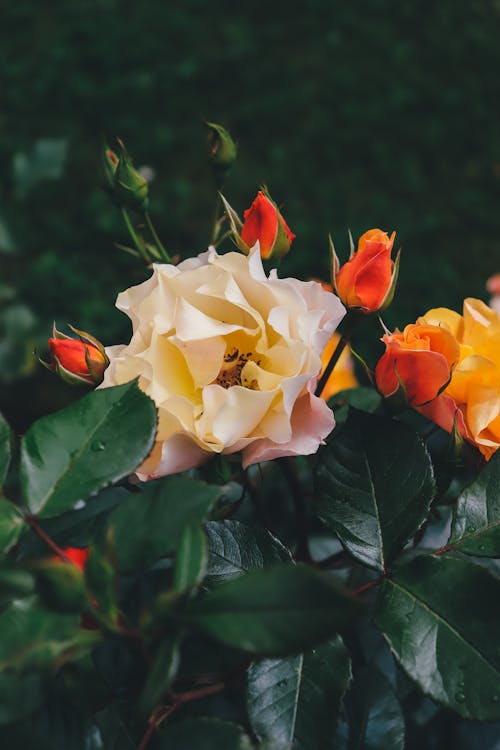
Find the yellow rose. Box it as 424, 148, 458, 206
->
101, 247, 345, 477
421, 299, 500, 459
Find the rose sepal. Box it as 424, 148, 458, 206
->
377, 247, 402, 314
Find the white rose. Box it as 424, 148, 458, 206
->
101, 246, 345, 478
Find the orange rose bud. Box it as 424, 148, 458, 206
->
240, 190, 295, 260
45, 324, 109, 386
374, 322, 460, 407
334, 229, 399, 313
62, 547, 90, 570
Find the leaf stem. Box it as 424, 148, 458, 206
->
210, 193, 221, 244
24, 515, 73, 564
351, 577, 384, 596
121, 208, 149, 262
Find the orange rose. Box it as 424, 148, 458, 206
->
240, 190, 295, 260
420, 300, 500, 459
374, 322, 460, 407
334, 229, 398, 313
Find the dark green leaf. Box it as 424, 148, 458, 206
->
315, 409, 435, 572
375, 555, 500, 720
0, 672, 44, 725
0, 498, 24, 553
247, 636, 351, 749
108, 477, 221, 571
205, 520, 291, 584
20, 381, 157, 518
156, 718, 253, 749
94, 703, 135, 750
182, 563, 359, 656
346, 666, 405, 750
0, 598, 99, 672
173, 523, 208, 592
138, 636, 180, 717
0, 412, 12, 488
448, 450, 500, 556
330, 387, 382, 426
0, 564, 35, 610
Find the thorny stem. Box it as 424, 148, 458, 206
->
25, 515, 73, 564
351, 577, 385, 596
315, 311, 362, 399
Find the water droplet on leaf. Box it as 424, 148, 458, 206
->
455, 691, 465, 703
91, 440, 106, 452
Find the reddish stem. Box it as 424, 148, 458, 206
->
351, 576, 384, 596
25, 515, 74, 564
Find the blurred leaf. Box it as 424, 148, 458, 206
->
247, 636, 351, 749
0, 412, 12, 488
0, 598, 99, 672
376, 555, 500, 720
94, 703, 135, 750
205, 520, 291, 585
448, 450, 500, 556
0, 564, 35, 610
13, 138, 68, 196
0, 672, 44, 725
0, 499, 24, 553
315, 409, 435, 571
173, 523, 208, 592
345, 666, 405, 750
86, 539, 117, 621
182, 563, 359, 656
35, 560, 88, 614
108, 477, 221, 571
330, 387, 382, 426
156, 718, 253, 749
138, 635, 180, 717
20, 381, 157, 518
0, 216, 16, 254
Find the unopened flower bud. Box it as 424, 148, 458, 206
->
112, 140, 149, 211
206, 122, 237, 184
44, 324, 109, 386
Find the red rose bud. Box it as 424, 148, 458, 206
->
46, 324, 109, 386
112, 139, 148, 211
240, 190, 295, 260
333, 228, 399, 313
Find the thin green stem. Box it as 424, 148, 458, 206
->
121, 208, 148, 262
315, 312, 361, 398
281, 457, 311, 562
145, 212, 170, 263
210, 193, 222, 245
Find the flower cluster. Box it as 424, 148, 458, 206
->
375, 298, 500, 459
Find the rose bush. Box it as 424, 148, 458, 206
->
100, 245, 345, 477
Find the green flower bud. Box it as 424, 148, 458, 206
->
113, 139, 149, 211
206, 122, 237, 185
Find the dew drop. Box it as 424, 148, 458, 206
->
479, 544, 486, 551
493, 695, 499, 703
277, 679, 288, 688
455, 691, 466, 703
91, 440, 106, 452
467, 526, 476, 533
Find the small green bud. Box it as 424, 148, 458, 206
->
206, 122, 237, 184
113, 139, 149, 211
35, 560, 88, 614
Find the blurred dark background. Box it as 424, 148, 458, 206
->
2, 0, 500, 431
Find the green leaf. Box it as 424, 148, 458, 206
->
375, 555, 500, 720
138, 636, 180, 717
108, 477, 221, 571
0, 412, 12, 488
345, 666, 405, 750
205, 520, 291, 584
448, 450, 500, 555
247, 636, 351, 748
0, 499, 24, 553
181, 563, 359, 656
156, 718, 253, 749
329, 386, 382, 426
94, 703, 135, 750
174, 523, 208, 592
20, 381, 157, 518
0, 672, 44, 725
315, 409, 435, 572
0, 598, 100, 673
